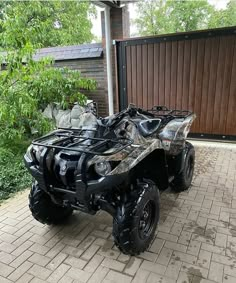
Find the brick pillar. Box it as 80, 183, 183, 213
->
101, 6, 130, 115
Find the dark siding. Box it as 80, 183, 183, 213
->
54, 59, 108, 117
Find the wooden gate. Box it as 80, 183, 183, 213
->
116, 27, 236, 139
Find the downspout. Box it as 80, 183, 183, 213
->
104, 6, 114, 115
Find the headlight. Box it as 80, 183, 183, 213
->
94, 161, 111, 176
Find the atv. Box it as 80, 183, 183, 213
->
24, 104, 196, 255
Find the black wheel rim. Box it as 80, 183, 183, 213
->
186, 156, 194, 179
138, 200, 156, 240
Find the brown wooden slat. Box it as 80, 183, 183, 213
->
136, 45, 143, 108
205, 37, 220, 134
165, 41, 171, 108
126, 46, 132, 105
212, 37, 227, 134
142, 44, 148, 109
199, 38, 211, 134
159, 42, 166, 106
131, 45, 137, 105
219, 36, 235, 134
226, 37, 236, 135
170, 41, 178, 110
153, 44, 160, 106
182, 40, 191, 111
147, 44, 154, 109
176, 40, 184, 110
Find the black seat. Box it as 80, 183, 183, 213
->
138, 119, 161, 137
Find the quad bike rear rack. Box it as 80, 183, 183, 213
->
32, 128, 133, 156
147, 106, 192, 119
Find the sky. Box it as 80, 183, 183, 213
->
91, 0, 230, 39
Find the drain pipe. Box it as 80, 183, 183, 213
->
104, 6, 114, 115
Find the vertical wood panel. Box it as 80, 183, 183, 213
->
226, 38, 236, 135
182, 40, 191, 110
142, 45, 148, 109
159, 42, 166, 106
147, 44, 154, 109
126, 46, 132, 105
165, 42, 171, 107
153, 44, 160, 106
124, 33, 236, 136
219, 36, 235, 134
136, 45, 143, 108
131, 45, 137, 105
176, 41, 184, 110
205, 37, 219, 134
170, 41, 178, 109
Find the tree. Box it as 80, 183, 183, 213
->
0, 0, 96, 142
0, 0, 95, 49
208, 0, 236, 28
133, 0, 173, 36
133, 0, 235, 36
167, 0, 212, 32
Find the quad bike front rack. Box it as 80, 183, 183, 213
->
32, 128, 133, 156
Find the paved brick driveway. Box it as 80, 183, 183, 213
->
0, 140, 236, 283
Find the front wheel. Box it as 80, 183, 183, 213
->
29, 182, 73, 225
113, 180, 160, 255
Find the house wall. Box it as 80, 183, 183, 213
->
54, 58, 108, 117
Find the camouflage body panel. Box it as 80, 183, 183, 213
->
88, 114, 196, 175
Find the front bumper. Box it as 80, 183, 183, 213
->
24, 153, 128, 211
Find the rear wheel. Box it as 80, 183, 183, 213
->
29, 182, 73, 225
113, 180, 160, 255
172, 142, 195, 192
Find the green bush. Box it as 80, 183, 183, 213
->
0, 148, 31, 201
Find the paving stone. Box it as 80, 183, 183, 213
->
177, 271, 193, 283
147, 272, 176, 283
15, 273, 33, 283
46, 252, 68, 271
181, 262, 209, 278
208, 261, 223, 283
140, 260, 166, 275
149, 238, 165, 254
0, 261, 15, 277
28, 264, 52, 280
164, 240, 187, 253
105, 270, 132, 283
101, 257, 125, 272
201, 243, 225, 255
10, 250, 33, 268
47, 263, 71, 283
87, 266, 109, 283
66, 267, 92, 282
156, 247, 173, 266
165, 258, 182, 279
124, 257, 142, 276
215, 233, 227, 248
8, 260, 33, 281
212, 253, 236, 267
131, 269, 150, 283
197, 250, 212, 269
64, 255, 87, 269
0, 250, 16, 264
157, 232, 178, 242
84, 254, 104, 273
